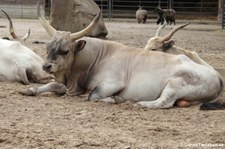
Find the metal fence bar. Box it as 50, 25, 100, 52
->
108, 0, 112, 20
95, 0, 109, 18
223, 0, 225, 29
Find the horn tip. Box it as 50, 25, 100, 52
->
1, 9, 13, 27
184, 22, 191, 27
28, 28, 31, 35
94, 11, 101, 22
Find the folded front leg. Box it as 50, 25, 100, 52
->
19, 82, 67, 96
88, 81, 125, 102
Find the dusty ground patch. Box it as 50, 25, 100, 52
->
0, 18, 225, 149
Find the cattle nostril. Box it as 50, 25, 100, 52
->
42, 63, 52, 70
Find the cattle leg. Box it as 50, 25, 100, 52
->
96, 96, 125, 104
143, 18, 147, 24
18, 67, 30, 85
136, 91, 177, 109
19, 82, 67, 96
136, 78, 185, 109
88, 82, 125, 102
160, 19, 164, 25
156, 18, 161, 25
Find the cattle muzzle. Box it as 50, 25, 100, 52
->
42, 63, 53, 73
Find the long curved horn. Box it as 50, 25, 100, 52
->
155, 20, 167, 37
1, 9, 30, 41
161, 22, 191, 42
21, 28, 30, 41
37, 1, 56, 37
70, 11, 101, 41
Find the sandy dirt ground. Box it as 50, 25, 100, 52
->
0, 18, 225, 149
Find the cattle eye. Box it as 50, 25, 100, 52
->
58, 50, 69, 55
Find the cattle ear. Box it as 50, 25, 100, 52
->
162, 40, 174, 51
75, 40, 86, 52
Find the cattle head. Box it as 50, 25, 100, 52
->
137, 5, 143, 10
154, 6, 162, 13
42, 31, 88, 75
144, 22, 190, 52
36, 2, 100, 78
1, 9, 30, 41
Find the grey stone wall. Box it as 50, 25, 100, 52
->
0, 0, 45, 18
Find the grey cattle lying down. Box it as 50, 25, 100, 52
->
0, 10, 53, 84
0, 39, 53, 84
20, 36, 224, 109
20, 4, 224, 109
145, 22, 225, 109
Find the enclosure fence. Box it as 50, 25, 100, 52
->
94, 0, 219, 19
0, 0, 220, 20
223, 0, 225, 29
0, 0, 46, 19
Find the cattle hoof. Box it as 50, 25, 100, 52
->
19, 88, 36, 96
89, 99, 99, 102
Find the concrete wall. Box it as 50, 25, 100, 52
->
0, 0, 45, 18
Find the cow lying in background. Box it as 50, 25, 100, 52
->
145, 22, 213, 68
20, 2, 224, 109
1, 9, 30, 41
0, 39, 53, 84
0, 10, 52, 84
145, 22, 225, 110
